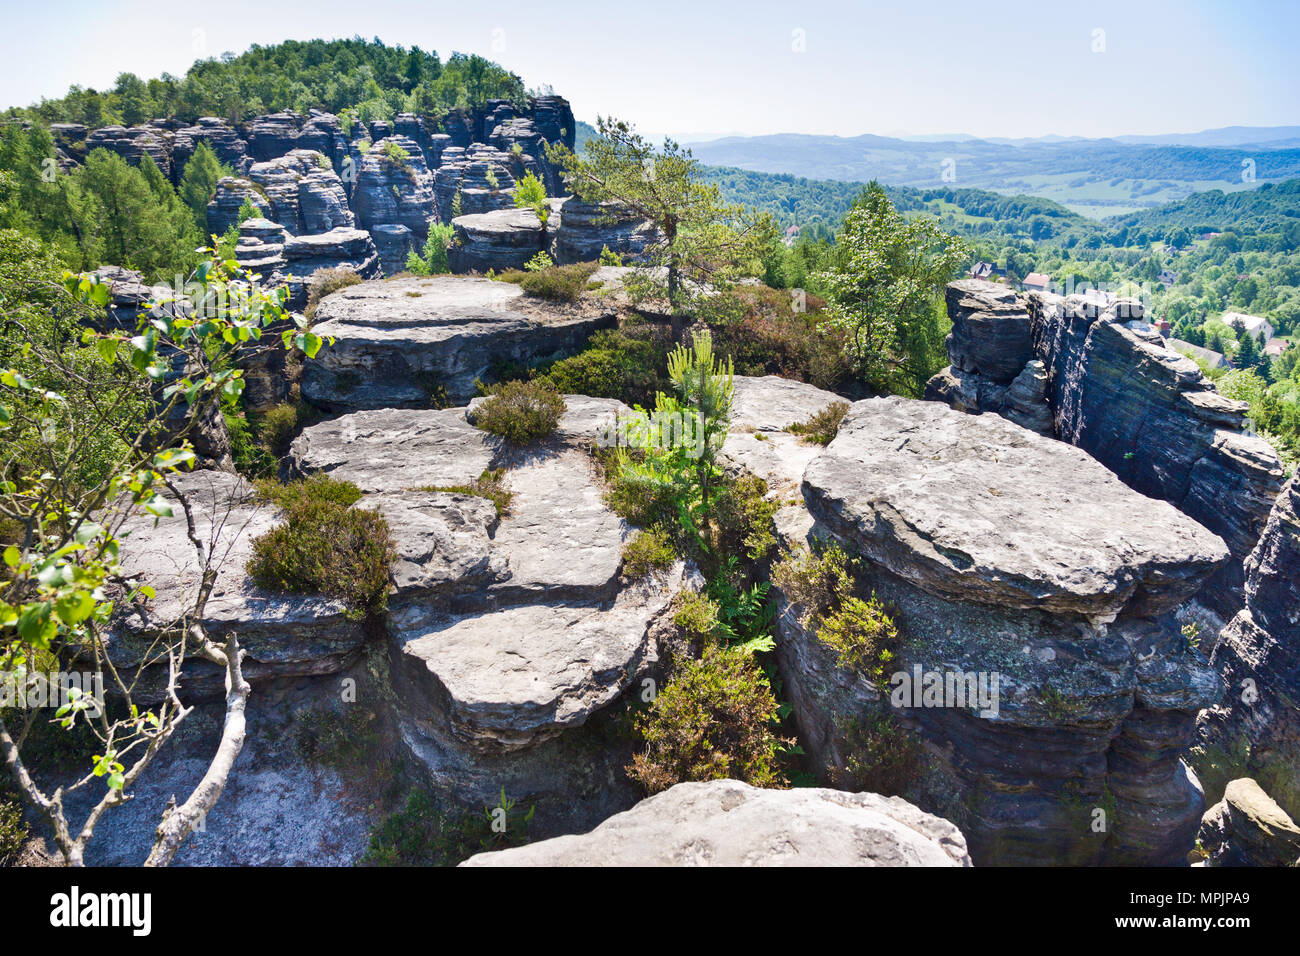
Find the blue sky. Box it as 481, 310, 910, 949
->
2, 0, 1296, 140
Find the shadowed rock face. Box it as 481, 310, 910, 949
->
1200, 475, 1300, 820
247, 149, 354, 235
462, 780, 972, 867
171, 117, 249, 175
547, 197, 661, 266
925, 280, 1284, 616
300, 275, 615, 409
85, 125, 172, 177
350, 136, 437, 240
279, 227, 380, 310
1194, 777, 1300, 866
207, 177, 272, 236
783, 397, 1229, 865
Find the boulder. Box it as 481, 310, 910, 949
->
783, 396, 1229, 865
448, 207, 547, 273
350, 136, 437, 240
299, 275, 614, 409
1194, 778, 1300, 866
372, 223, 415, 276
462, 780, 971, 866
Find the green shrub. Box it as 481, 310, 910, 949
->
620, 528, 677, 580
0, 795, 27, 866
381, 140, 411, 167
499, 261, 600, 302
673, 591, 722, 640
772, 544, 899, 686
542, 327, 670, 407
705, 472, 779, 563
830, 712, 925, 797
786, 401, 850, 445
419, 468, 514, 517
599, 244, 623, 266
304, 266, 362, 321
361, 788, 533, 867
513, 170, 549, 224
247, 476, 393, 615
472, 380, 565, 443
628, 646, 790, 793
405, 223, 455, 276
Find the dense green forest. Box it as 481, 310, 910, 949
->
5, 37, 529, 128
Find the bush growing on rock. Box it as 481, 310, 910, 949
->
499, 261, 598, 302
786, 401, 850, 445
473, 380, 566, 443
627, 645, 790, 793
361, 788, 534, 866
830, 712, 925, 798
419, 468, 514, 517
620, 527, 677, 580
513, 170, 549, 224
304, 265, 362, 321
404, 223, 455, 276
772, 543, 900, 685
248, 475, 395, 616
539, 327, 671, 408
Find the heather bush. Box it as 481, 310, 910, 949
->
472, 380, 565, 443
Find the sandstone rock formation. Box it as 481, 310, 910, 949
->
85, 125, 171, 177
371, 223, 415, 276
448, 207, 547, 273
782, 396, 1229, 865
925, 280, 1284, 616
278, 227, 380, 310
300, 275, 614, 409
462, 780, 972, 866
548, 197, 660, 265
247, 149, 354, 235
433, 145, 518, 222
1199, 474, 1300, 820
171, 117, 249, 174
207, 177, 272, 236
350, 136, 438, 240
1194, 777, 1300, 866
244, 111, 303, 161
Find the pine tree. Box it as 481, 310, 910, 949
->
179, 142, 233, 234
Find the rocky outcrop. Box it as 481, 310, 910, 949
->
371, 223, 415, 276
84, 125, 171, 177
462, 780, 971, 867
448, 207, 546, 273
1199, 474, 1300, 820
247, 149, 354, 235
528, 95, 576, 153
297, 111, 348, 170
300, 275, 615, 409
548, 197, 660, 265
278, 227, 380, 310
288, 397, 677, 831
244, 111, 303, 161
206, 177, 271, 236
107, 470, 365, 693
171, 117, 249, 175
433, 145, 518, 223
1194, 778, 1300, 866
925, 280, 1285, 616
782, 396, 1228, 865
232, 217, 287, 276
350, 136, 438, 240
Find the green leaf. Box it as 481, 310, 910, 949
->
2, 545, 19, 568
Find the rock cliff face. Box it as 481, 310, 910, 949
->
1194, 777, 1300, 866
433, 145, 519, 223
448, 207, 547, 272
462, 780, 972, 867
777, 395, 1228, 865
171, 117, 249, 174
207, 177, 272, 236
84, 125, 172, 177
547, 197, 661, 265
246, 149, 354, 235
278, 227, 380, 310
350, 136, 438, 241
301, 275, 614, 408
1198, 474, 1300, 820
925, 280, 1284, 617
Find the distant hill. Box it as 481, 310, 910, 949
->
682, 131, 1300, 219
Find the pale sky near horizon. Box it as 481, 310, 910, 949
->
1, 0, 1296, 141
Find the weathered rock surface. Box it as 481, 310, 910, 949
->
371, 223, 414, 277
279, 227, 380, 310
1199, 474, 1300, 820
448, 207, 546, 273
548, 197, 660, 265
805, 398, 1229, 618
207, 177, 271, 236
350, 136, 437, 240
247, 149, 353, 235
171, 117, 249, 176
85, 125, 171, 177
925, 281, 1284, 616
433, 145, 517, 222
462, 780, 971, 867
109, 471, 366, 688
244, 111, 303, 161
300, 275, 614, 409
1194, 777, 1300, 866
781, 396, 1228, 865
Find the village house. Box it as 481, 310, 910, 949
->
1219, 311, 1275, 344
1022, 271, 1051, 293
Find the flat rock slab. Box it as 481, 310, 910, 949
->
803, 397, 1230, 619
461, 779, 971, 866
301, 275, 615, 408
289, 407, 501, 493
111, 470, 364, 679
395, 569, 681, 752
